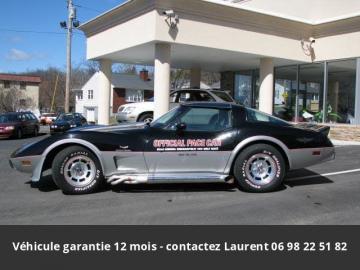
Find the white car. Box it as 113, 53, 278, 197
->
116, 89, 235, 123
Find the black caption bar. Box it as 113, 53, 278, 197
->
0, 226, 359, 268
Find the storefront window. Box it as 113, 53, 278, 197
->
274, 66, 297, 121
326, 60, 356, 124
234, 74, 252, 107
298, 63, 324, 123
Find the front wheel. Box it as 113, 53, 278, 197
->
52, 146, 104, 194
233, 144, 286, 192
138, 113, 153, 124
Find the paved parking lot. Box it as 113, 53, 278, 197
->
0, 131, 360, 225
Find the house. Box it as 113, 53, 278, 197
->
0, 73, 41, 115
74, 70, 153, 123
78, 0, 360, 126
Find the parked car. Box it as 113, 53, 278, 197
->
0, 112, 40, 139
40, 113, 58, 125
10, 102, 334, 195
50, 113, 87, 134
116, 89, 235, 123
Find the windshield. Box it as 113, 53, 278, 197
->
211, 91, 234, 102
150, 106, 183, 128
57, 114, 74, 121
0, 114, 17, 123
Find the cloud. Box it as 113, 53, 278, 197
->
6, 49, 32, 61
8, 36, 23, 43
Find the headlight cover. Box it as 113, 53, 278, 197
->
123, 106, 136, 114
4, 126, 15, 131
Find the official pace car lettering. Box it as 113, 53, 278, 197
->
153, 139, 222, 151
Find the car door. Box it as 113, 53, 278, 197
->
22, 113, 32, 134
144, 106, 237, 174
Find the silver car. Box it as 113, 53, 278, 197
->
116, 89, 235, 123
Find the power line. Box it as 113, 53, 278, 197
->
73, 4, 102, 13
0, 28, 84, 36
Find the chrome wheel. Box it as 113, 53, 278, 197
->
245, 153, 277, 186
64, 155, 96, 187
143, 117, 153, 124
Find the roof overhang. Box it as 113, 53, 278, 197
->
79, 0, 360, 69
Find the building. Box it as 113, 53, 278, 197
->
74, 70, 153, 122
79, 0, 360, 126
0, 73, 41, 114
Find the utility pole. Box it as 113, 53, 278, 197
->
65, 0, 75, 113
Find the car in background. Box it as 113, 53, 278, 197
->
116, 89, 235, 124
0, 112, 40, 139
50, 113, 87, 135
40, 113, 58, 125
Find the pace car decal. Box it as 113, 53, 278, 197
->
153, 139, 222, 152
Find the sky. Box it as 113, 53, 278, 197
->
0, 0, 126, 73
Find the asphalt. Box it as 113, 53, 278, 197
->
0, 128, 360, 225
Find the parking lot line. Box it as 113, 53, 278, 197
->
287, 168, 360, 181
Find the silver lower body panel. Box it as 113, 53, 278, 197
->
107, 173, 229, 186
288, 147, 335, 170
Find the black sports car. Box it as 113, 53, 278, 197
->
50, 113, 87, 134
9, 103, 335, 195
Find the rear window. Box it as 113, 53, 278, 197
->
246, 108, 290, 126
211, 91, 234, 102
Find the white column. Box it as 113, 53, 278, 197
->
154, 43, 171, 120
98, 59, 112, 125
259, 58, 274, 115
354, 58, 360, 125
190, 68, 201, 89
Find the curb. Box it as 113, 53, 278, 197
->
331, 139, 360, 146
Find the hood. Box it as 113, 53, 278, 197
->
53, 120, 73, 125
0, 122, 18, 127
122, 101, 153, 107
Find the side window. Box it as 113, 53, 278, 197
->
178, 92, 195, 102
170, 92, 178, 102
196, 92, 216, 102
173, 108, 231, 131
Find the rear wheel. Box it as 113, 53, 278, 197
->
52, 146, 104, 194
233, 144, 286, 192
138, 113, 153, 124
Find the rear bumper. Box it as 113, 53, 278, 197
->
289, 147, 335, 170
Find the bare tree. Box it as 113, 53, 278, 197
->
171, 69, 190, 89
0, 87, 35, 113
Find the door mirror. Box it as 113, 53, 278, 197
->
176, 122, 187, 132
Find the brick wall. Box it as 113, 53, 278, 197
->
326, 124, 360, 141
113, 88, 126, 113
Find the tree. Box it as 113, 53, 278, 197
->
0, 87, 35, 113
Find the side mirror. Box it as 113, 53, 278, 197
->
176, 122, 187, 132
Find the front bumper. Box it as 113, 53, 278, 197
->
0, 129, 14, 139
9, 155, 44, 181
116, 113, 137, 123
50, 126, 70, 134
289, 147, 335, 170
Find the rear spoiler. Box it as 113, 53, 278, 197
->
294, 123, 331, 136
